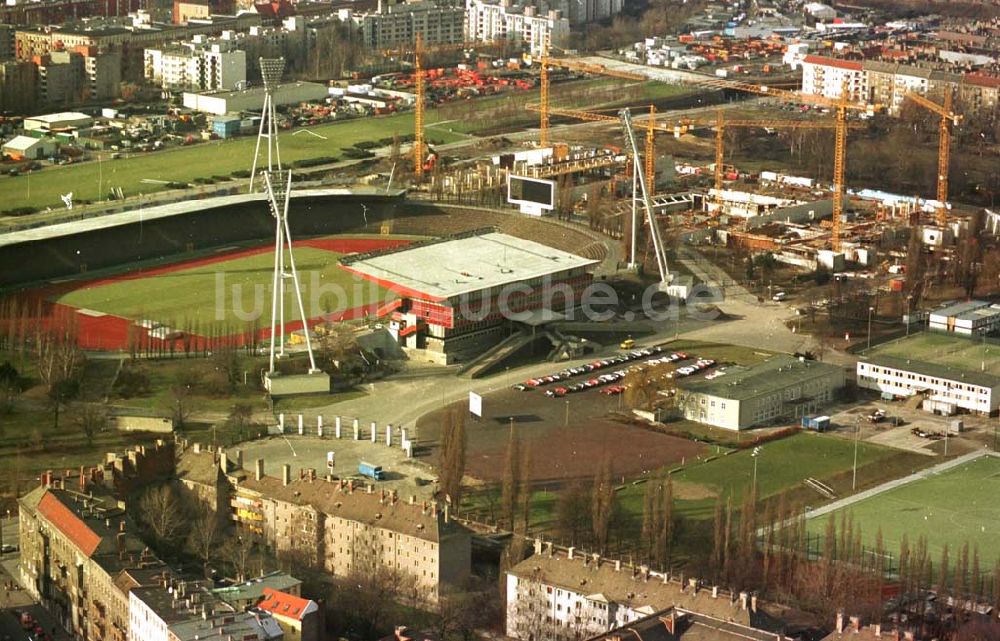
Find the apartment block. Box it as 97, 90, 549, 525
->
505, 541, 766, 640
801, 54, 1000, 116
0, 60, 38, 113
18, 478, 166, 641
232, 462, 471, 604
359, 0, 465, 50
144, 41, 246, 91
465, 0, 569, 56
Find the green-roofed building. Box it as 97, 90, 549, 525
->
676, 355, 845, 430
857, 332, 1000, 415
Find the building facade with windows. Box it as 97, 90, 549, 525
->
857, 355, 1000, 415
800, 55, 867, 103
465, 0, 569, 56
677, 355, 845, 431
231, 462, 471, 604
505, 542, 763, 640
359, 0, 465, 50
144, 41, 245, 91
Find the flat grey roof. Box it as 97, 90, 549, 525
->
930, 300, 990, 319
342, 232, 597, 301
680, 354, 843, 401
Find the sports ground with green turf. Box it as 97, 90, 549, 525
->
805, 455, 1000, 567
0, 79, 694, 212
867, 331, 1000, 377
57, 245, 393, 329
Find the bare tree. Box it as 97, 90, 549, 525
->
224, 530, 261, 583
138, 484, 186, 549
74, 404, 107, 446
556, 481, 591, 546
188, 506, 222, 578
591, 456, 615, 553
438, 409, 466, 506
500, 428, 521, 530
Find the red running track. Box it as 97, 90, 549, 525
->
19, 237, 411, 351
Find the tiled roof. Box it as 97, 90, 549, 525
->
802, 55, 863, 71
964, 72, 1000, 89
257, 587, 316, 622
237, 476, 457, 543
37, 491, 101, 557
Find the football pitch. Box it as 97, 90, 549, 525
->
57, 246, 394, 329
868, 332, 1000, 377
806, 455, 1000, 567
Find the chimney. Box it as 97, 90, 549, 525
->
255, 459, 264, 481
836, 611, 845, 634
615, 559, 621, 572
533, 538, 543, 555
592, 553, 600, 568
380, 489, 386, 504
875, 623, 882, 637
751, 593, 757, 612
282, 464, 291, 486
119, 520, 126, 532
219, 451, 229, 474
850, 616, 860, 633
739, 592, 748, 610
712, 586, 718, 598
79, 465, 86, 491
431, 503, 437, 517
234, 449, 243, 469
194, 442, 201, 454
443, 503, 449, 523
348, 479, 354, 493
368, 483, 374, 494
689, 577, 698, 593
567, 547, 575, 560
409, 495, 416, 505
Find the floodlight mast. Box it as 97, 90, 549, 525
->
250, 57, 286, 192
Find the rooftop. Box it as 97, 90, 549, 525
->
236, 474, 462, 542
802, 54, 864, 71
679, 355, 843, 401
340, 230, 597, 302
257, 587, 317, 621
24, 111, 94, 123
2, 135, 49, 151
590, 608, 784, 641
865, 331, 1000, 384
212, 572, 302, 606
509, 551, 752, 625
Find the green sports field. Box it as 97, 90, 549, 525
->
617, 432, 910, 520
868, 332, 1000, 377
57, 246, 393, 329
806, 455, 1000, 567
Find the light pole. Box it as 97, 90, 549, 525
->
852, 416, 860, 491
905, 295, 913, 336
866, 306, 875, 352
751, 446, 762, 494
564, 399, 570, 427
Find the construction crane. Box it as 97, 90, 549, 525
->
382, 36, 501, 180
904, 90, 962, 227
621, 108, 671, 290
675, 108, 865, 200
537, 47, 646, 147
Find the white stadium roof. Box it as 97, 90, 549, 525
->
341, 232, 597, 301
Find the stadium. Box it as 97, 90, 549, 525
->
0, 188, 609, 353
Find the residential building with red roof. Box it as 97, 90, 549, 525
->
257, 587, 320, 641
19, 479, 167, 641
800, 54, 868, 103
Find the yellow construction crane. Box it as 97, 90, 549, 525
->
383, 37, 501, 180
645, 105, 656, 189
904, 90, 962, 227
537, 48, 646, 147
676, 108, 864, 198
669, 76, 880, 250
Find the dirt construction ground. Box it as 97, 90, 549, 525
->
418, 378, 709, 486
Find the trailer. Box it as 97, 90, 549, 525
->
358, 461, 385, 480
801, 415, 830, 432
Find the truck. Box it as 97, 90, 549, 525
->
801, 415, 830, 432
358, 461, 385, 481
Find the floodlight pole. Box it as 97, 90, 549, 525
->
251, 57, 285, 193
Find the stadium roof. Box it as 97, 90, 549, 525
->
679, 355, 843, 401
340, 232, 597, 302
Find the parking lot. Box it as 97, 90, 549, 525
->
825, 399, 990, 456
419, 343, 726, 486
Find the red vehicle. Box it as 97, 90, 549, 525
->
600, 385, 624, 395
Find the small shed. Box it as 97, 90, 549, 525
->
212, 115, 242, 139
2, 135, 57, 160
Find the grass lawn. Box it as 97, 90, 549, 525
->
866, 332, 1000, 377
0, 109, 460, 211
806, 455, 1000, 568
616, 432, 907, 520
57, 246, 393, 328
